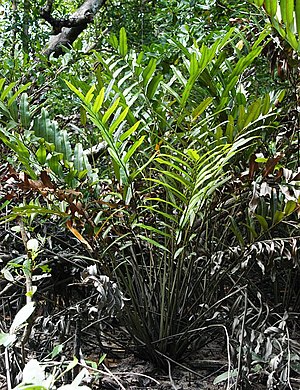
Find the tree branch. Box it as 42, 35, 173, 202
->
42, 0, 107, 57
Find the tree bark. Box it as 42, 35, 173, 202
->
22, 0, 30, 53
43, 0, 107, 58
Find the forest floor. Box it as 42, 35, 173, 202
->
0, 219, 298, 389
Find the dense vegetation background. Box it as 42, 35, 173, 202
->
0, 0, 300, 388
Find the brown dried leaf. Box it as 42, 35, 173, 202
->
263, 154, 282, 178
249, 154, 259, 181
40, 171, 56, 189
66, 220, 92, 251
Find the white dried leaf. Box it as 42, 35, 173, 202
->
10, 302, 35, 334
22, 359, 45, 385
27, 238, 39, 252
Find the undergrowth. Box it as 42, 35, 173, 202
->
0, 1, 300, 389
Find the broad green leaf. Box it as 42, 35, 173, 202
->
285, 0, 295, 28
109, 106, 129, 134
189, 52, 198, 77
8, 82, 31, 107
107, 146, 123, 167
146, 74, 163, 100
48, 154, 63, 177
237, 105, 246, 130
180, 68, 199, 107
287, 29, 298, 51
84, 84, 96, 104
1, 81, 17, 101
88, 115, 113, 147
0, 129, 37, 178
137, 51, 144, 64
64, 80, 85, 101
109, 33, 118, 49
279, 0, 287, 23
0, 100, 12, 118
36, 145, 46, 165
186, 149, 200, 161
215, 125, 223, 142
243, 99, 262, 128
296, 0, 300, 36
58, 130, 72, 161
270, 16, 287, 39
264, 0, 277, 17
235, 47, 262, 75
225, 115, 234, 143
51, 344, 64, 358
20, 93, 31, 129
273, 210, 285, 224
74, 143, 84, 172
123, 135, 145, 163
284, 200, 297, 215
80, 106, 87, 126
92, 87, 105, 113
0, 78, 5, 92
119, 121, 140, 141
119, 27, 128, 57
221, 76, 239, 101
142, 58, 157, 87
255, 214, 268, 231
102, 98, 120, 124
192, 97, 214, 121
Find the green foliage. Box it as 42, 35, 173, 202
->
1, 22, 292, 369
250, 0, 300, 52
1, 1, 300, 388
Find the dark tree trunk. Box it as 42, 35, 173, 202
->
22, 0, 30, 53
